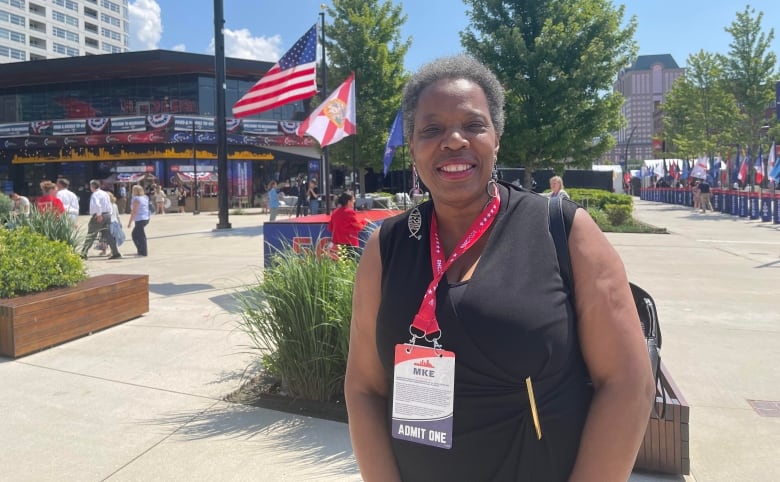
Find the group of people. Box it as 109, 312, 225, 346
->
343, 55, 655, 481
79, 181, 151, 259
691, 180, 713, 212
9, 177, 152, 260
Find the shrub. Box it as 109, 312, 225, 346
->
0, 227, 87, 298
604, 203, 632, 226
235, 245, 357, 402
566, 188, 633, 210
0, 193, 12, 222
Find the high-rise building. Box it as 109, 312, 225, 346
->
603, 54, 684, 166
0, 0, 129, 64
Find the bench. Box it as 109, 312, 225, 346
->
0, 274, 149, 358
634, 361, 690, 475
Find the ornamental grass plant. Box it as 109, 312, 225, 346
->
235, 244, 357, 403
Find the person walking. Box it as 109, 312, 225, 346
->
699, 180, 713, 212
176, 186, 187, 213
56, 178, 80, 223
267, 180, 281, 221
81, 180, 121, 260
127, 184, 151, 256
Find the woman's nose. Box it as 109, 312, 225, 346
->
440, 128, 469, 150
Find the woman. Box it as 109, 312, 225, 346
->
35, 181, 65, 214
307, 179, 320, 215
267, 180, 281, 221
328, 192, 366, 257
153, 185, 166, 215
176, 186, 187, 214
344, 55, 654, 481
549, 175, 569, 198
127, 184, 151, 256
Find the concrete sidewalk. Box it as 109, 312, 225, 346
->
1, 201, 777, 481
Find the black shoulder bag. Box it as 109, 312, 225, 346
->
547, 196, 664, 416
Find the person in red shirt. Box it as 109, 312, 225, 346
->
36, 181, 65, 214
328, 191, 367, 257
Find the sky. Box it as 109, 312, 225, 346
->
127, 0, 780, 72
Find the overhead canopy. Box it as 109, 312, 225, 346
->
175, 171, 218, 183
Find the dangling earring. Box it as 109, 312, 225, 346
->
486, 157, 499, 199
408, 163, 422, 240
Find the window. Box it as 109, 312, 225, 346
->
85, 37, 98, 48
101, 27, 120, 41
0, 44, 25, 60
52, 0, 77, 12
102, 42, 121, 53
0, 0, 27, 9
51, 10, 78, 26
100, 12, 120, 27
100, 0, 120, 13
0, 10, 25, 26
84, 6, 97, 18
53, 42, 78, 56
52, 26, 78, 42
0, 26, 25, 43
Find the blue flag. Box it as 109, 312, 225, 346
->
382, 109, 404, 175
731, 147, 741, 185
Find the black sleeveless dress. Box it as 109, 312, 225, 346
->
376, 183, 593, 482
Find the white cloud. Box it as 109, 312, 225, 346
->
207, 28, 282, 62
129, 0, 162, 50
171, 43, 187, 52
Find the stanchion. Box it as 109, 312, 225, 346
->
749, 191, 760, 220
760, 192, 772, 222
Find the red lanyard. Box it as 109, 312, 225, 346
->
410, 186, 501, 338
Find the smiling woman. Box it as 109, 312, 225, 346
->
344, 54, 655, 482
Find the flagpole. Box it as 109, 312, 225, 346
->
319, 7, 331, 215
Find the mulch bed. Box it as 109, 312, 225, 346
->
224, 373, 348, 423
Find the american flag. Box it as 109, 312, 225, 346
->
232, 25, 318, 118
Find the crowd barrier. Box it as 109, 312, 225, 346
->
639, 187, 780, 225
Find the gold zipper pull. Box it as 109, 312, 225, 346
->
525, 376, 542, 440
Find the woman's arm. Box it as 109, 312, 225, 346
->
344, 231, 401, 482
567, 209, 656, 481
127, 198, 138, 228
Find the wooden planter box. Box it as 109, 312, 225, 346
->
634, 361, 690, 475
0, 274, 149, 358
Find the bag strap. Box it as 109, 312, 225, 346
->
546, 197, 666, 418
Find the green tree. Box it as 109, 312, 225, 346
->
460, 0, 637, 187
662, 51, 741, 161
323, 0, 410, 183
720, 5, 777, 152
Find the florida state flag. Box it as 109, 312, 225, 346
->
297, 72, 356, 147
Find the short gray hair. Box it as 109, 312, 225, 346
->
402, 54, 505, 139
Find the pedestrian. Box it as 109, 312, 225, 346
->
295, 176, 308, 217
127, 184, 150, 256
549, 175, 569, 198
267, 180, 281, 221
692, 180, 701, 211
9, 192, 30, 218
81, 180, 121, 260
35, 181, 65, 214
176, 185, 187, 213
328, 191, 366, 258
153, 185, 167, 215
699, 180, 713, 212
344, 54, 654, 481
56, 178, 80, 223
307, 179, 320, 215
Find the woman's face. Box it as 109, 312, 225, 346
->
409, 78, 499, 207
550, 179, 561, 192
